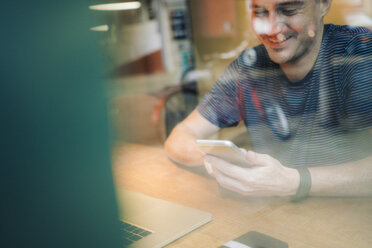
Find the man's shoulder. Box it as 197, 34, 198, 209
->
326, 24, 371, 36
324, 24, 372, 52
238, 45, 274, 69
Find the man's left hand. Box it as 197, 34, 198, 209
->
204, 150, 300, 197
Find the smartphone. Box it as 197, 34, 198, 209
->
196, 139, 251, 167
220, 231, 288, 248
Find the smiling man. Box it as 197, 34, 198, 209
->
164, 0, 372, 201
251, 0, 326, 81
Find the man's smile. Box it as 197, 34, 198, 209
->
266, 34, 293, 48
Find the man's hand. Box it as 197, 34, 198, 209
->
204, 150, 300, 197
164, 110, 220, 166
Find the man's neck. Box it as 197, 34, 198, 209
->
281, 25, 325, 83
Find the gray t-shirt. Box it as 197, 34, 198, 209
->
197, 24, 372, 167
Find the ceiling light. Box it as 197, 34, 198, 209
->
89, 2, 141, 11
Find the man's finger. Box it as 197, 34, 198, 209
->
204, 159, 213, 174
212, 168, 249, 194
246, 150, 272, 166
205, 155, 251, 181
212, 167, 271, 196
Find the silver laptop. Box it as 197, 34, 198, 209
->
115, 188, 212, 248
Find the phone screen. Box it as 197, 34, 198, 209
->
196, 140, 250, 167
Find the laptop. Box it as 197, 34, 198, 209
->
115, 188, 212, 248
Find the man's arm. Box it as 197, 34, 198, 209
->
164, 109, 220, 166
204, 141, 372, 198
309, 154, 372, 197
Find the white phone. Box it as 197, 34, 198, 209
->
196, 139, 251, 167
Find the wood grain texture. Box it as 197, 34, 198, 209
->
112, 143, 372, 248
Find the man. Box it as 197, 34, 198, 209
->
164, 0, 372, 200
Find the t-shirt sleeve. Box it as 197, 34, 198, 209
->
340, 32, 372, 130
197, 58, 242, 128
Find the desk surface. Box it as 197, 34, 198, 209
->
112, 143, 372, 248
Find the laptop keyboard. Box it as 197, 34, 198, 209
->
119, 220, 152, 246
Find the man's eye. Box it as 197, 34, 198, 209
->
280, 8, 298, 16
253, 10, 268, 17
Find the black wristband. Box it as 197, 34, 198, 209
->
290, 167, 311, 202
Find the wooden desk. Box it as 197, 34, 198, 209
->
112, 143, 372, 248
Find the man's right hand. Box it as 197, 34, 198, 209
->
164, 109, 220, 166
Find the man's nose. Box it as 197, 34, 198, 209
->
267, 13, 285, 36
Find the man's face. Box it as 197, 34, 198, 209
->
250, 0, 325, 65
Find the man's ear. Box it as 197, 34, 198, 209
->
320, 0, 332, 18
